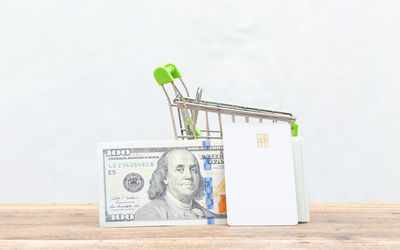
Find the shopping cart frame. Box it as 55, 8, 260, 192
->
154, 63, 297, 140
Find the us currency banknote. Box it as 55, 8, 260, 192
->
98, 140, 227, 227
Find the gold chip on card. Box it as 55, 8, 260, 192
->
257, 134, 269, 147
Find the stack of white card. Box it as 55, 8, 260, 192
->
222, 120, 309, 225
223, 121, 299, 225
292, 136, 310, 222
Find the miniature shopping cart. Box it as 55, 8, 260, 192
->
153, 63, 298, 140
153, 63, 309, 223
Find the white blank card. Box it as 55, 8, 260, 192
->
223, 121, 298, 225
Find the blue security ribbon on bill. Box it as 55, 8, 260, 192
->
203, 156, 212, 170
202, 140, 211, 150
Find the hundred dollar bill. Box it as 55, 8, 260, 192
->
98, 139, 227, 227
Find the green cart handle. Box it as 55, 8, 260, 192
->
153, 63, 182, 85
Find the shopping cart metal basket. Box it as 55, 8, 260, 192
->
153, 63, 298, 140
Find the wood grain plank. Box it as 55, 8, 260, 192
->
0, 202, 399, 249
1, 239, 400, 250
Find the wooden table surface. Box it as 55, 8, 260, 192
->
0, 202, 399, 249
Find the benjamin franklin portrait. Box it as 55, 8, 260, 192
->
134, 148, 218, 220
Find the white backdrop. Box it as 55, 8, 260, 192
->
1, 0, 399, 202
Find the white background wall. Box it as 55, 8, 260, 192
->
1, 0, 399, 202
